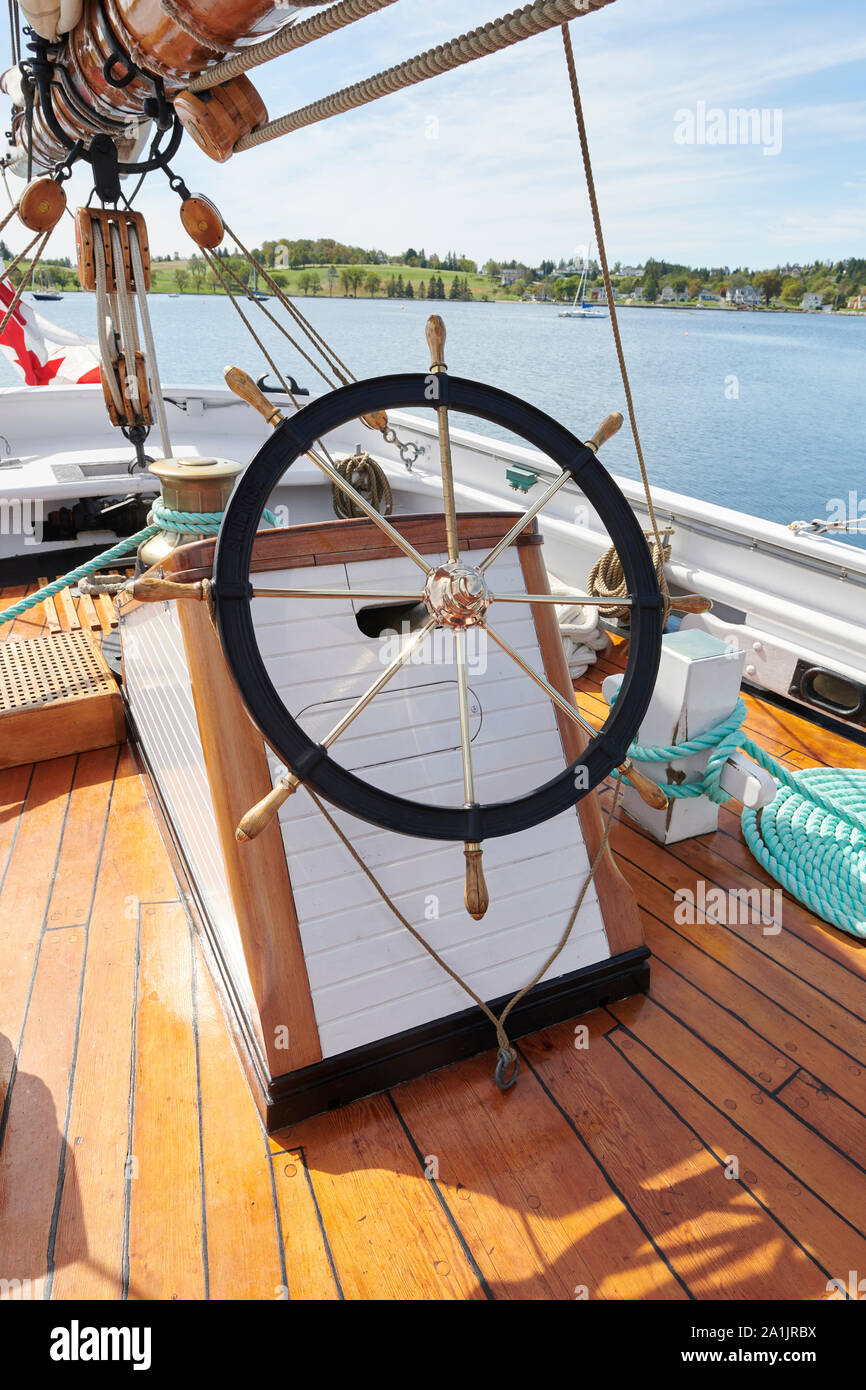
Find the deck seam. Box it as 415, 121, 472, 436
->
607, 823, 866, 1025
596, 782, 866, 987
514, 1043, 694, 1299
604, 1003, 866, 1243
45, 743, 121, 1300
188, 921, 211, 1301
385, 1090, 495, 1300
0, 763, 35, 897
0, 756, 78, 1158
602, 1029, 836, 1284
121, 902, 142, 1302
273, 1143, 344, 1301
640, 922, 866, 1109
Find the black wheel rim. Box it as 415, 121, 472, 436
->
214, 373, 663, 841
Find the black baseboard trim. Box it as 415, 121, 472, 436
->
266, 947, 650, 1131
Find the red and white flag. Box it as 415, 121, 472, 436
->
0, 261, 101, 385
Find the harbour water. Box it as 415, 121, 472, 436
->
2, 292, 863, 541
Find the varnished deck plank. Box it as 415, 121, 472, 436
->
0, 927, 85, 1302
193, 939, 287, 1302
389, 1037, 687, 1300
520, 1017, 821, 1299
607, 1029, 866, 1283
126, 902, 206, 1301
50, 748, 175, 1300
0, 629, 864, 1300
609, 993, 866, 1239
281, 1095, 489, 1300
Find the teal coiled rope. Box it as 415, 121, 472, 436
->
615, 696, 866, 940
0, 500, 280, 628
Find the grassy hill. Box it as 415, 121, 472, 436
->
148, 259, 511, 300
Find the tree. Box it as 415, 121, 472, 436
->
365, 272, 381, 297
673, 277, 688, 294
755, 272, 782, 306
340, 267, 354, 296
327, 265, 337, 296
643, 272, 659, 303
173, 267, 189, 293
687, 277, 701, 299
188, 257, 206, 293
298, 270, 317, 295
780, 278, 801, 304
448, 276, 461, 300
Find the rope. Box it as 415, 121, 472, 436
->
0, 503, 280, 626
560, 22, 671, 617
129, 224, 172, 457
330, 450, 392, 520
189, 0, 399, 93
0, 228, 51, 338
221, 220, 356, 385
234, 0, 609, 152
613, 698, 866, 940
305, 775, 623, 1087
587, 529, 672, 623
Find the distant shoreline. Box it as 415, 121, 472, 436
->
23, 287, 864, 317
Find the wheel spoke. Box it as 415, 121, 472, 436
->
484, 620, 598, 740
317, 616, 438, 750
491, 592, 632, 607
477, 471, 572, 573
252, 587, 424, 602
425, 315, 460, 563
306, 446, 431, 573
454, 629, 476, 805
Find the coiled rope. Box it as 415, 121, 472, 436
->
587, 529, 672, 623
330, 451, 392, 520
0, 502, 280, 627
614, 698, 866, 940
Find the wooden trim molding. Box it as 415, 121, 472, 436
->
517, 543, 645, 956
164, 511, 543, 583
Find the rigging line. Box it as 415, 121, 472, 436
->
0, 227, 51, 337
222, 220, 357, 384
129, 224, 171, 457
233, 0, 604, 152
0, 193, 21, 229
211, 250, 341, 391
201, 247, 340, 469
560, 21, 670, 604
188, 0, 399, 93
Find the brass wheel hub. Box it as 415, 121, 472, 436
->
423, 561, 490, 628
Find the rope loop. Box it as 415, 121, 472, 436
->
494, 1047, 520, 1091
330, 450, 392, 520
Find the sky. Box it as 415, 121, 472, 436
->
2, 0, 865, 269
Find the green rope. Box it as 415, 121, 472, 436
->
0, 502, 281, 627
614, 697, 866, 940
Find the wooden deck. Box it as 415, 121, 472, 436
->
1, 581, 865, 1300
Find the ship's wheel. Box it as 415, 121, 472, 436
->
213, 318, 664, 915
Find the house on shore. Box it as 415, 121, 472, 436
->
800, 291, 825, 311
846, 293, 866, 311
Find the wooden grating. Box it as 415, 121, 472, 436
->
0, 630, 117, 713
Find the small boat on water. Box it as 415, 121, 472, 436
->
559, 243, 607, 319
0, 0, 863, 1324
31, 268, 63, 301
